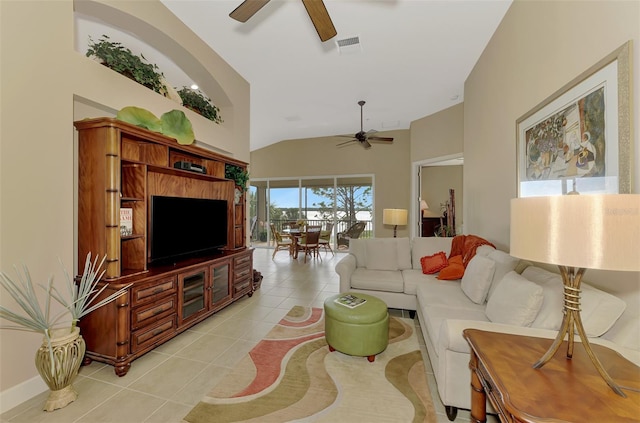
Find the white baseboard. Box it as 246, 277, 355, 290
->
0, 376, 47, 414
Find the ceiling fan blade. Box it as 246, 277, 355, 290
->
336, 134, 357, 138
368, 136, 394, 142
301, 0, 337, 42
229, 0, 270, 22
362, 140, 372, 149
337, 139, 357, 147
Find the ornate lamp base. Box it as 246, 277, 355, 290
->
533, 266, 625, 397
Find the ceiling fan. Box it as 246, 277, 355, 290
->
229, 0, 337, 42
336, 101, 394, 149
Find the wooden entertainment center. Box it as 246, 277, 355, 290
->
74, 118, 253, 376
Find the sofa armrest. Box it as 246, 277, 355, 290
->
335, 254, 357, 293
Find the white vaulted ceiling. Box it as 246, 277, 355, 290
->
77, 0, 512, 151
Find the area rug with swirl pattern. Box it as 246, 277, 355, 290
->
182, 306, 437, 423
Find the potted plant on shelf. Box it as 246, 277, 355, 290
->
225, 164, 249, 192
0, 253, 129, 411
177, 87, 224, 124
86, 35, 180, 101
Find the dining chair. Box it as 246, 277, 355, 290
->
319, 222, 334, 256
270, 223, 293, 259
296, 225, 322, 263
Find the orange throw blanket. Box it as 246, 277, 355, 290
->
449, 235, 496, 267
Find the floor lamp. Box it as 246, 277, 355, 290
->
510, 194, 639, 397
383, 209, 408, 238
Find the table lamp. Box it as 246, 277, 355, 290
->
420, 200, 429, 217
510, 194, 640, 397
383, 208, 408, 238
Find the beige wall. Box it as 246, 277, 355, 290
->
0, 0, 249, 402
463, 0, 639, 298
250, 130, 411, 238
410, 103, 464, 162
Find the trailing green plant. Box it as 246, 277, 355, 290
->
86, 35, 167, 96
177, 87, 223, 124
225, 164, 249, 192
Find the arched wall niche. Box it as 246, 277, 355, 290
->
72, 0, 249, 160
74, 0, 231, 107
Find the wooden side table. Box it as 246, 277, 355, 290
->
463, 329, 640, 423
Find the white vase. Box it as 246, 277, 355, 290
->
34, 327, 86, 411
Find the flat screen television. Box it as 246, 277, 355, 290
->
150, 195, 227, 264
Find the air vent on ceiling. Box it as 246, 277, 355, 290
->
336, 36, 361, 55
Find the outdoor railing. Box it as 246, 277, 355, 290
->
251, 219, 373, 244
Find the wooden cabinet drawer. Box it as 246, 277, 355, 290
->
233, 253, 251, 268
234, 265, 251, 282
131, 276, 177, 307
233, 279, 251, 297
131, 316, 176, 353
131, 295, 177, 330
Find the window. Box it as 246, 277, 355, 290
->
249, 175, 374, 248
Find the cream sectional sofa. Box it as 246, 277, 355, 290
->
335, 237, 639, 421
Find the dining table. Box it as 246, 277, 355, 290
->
282, 228, 303, 258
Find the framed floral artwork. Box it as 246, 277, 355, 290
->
516, 41, 632, 197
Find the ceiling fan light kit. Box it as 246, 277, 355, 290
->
230, 0, 336, 42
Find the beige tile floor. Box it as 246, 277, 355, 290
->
2, 248, 498, 423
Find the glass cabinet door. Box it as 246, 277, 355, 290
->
210, 260, 230, 308
180, 268, 207, 323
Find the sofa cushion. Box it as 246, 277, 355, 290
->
422, 304, 489, 349
437, 255, 464, 280
351, 238, 412, 271
580, 284, 627, 337
461, 255, 496, 304
420, 251, 448, 274
349, 239, 367, 268
365, 238, 398, 270
486, 249, 520, 301
475, 245, 495, 257
521, 266, 563, 331
411, 237, 453, 270
396, 237, 412, 270
415, 276, 486, 310
486, 271, 544, 327
350, 268, 404, 293
522, 266, 627, 336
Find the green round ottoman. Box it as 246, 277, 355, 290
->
324, 293, 389, 362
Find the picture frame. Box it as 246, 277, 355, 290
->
516, 41, 632, 197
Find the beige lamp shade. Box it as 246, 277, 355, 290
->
383, 209, 408, 226
510, 194, 640, 272
420, 200, 429, 211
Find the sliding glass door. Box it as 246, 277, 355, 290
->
249, 175, 373, 249
335, 176, 373, 247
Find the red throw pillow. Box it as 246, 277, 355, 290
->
420, 252, 448, 274
437, 255, 465, 280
